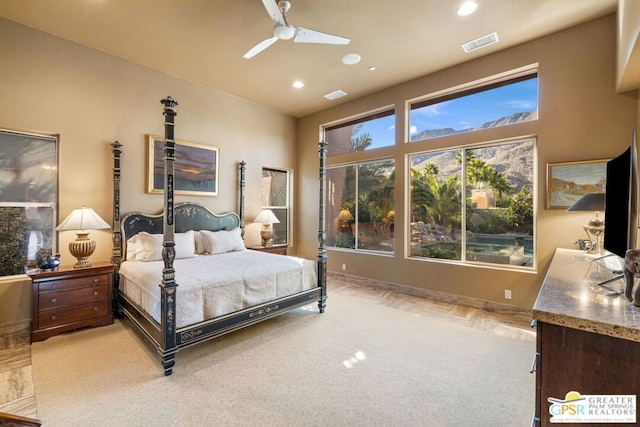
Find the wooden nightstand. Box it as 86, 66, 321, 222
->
247, 245, 288, 255
29, 262, 114, 342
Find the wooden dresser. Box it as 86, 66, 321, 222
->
29, 262, 114, 342
247, 245, 288, 255
532, 249, 640, 426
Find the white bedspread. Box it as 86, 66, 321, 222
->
118, 250, 317, 328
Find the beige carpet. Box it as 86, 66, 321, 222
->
31, 287, 535, 426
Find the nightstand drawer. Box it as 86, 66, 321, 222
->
38, 273, 110, 292
29, 262, 115, 342
39, 284, 109, 310
38, 301, 110, 328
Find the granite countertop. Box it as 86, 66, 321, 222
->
533, 248, 640, 342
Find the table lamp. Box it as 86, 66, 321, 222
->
56, 207, 110, 268
254, 209, 280, 247
567, 193, 606, 254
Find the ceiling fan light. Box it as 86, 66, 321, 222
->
274, 24, 295, 40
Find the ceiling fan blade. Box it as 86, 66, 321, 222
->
261, 0, 286, 26
294, 27, 350, 45
243, 36, 279, 59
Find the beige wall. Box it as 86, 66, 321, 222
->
0, 18, 297, 324
297, 15, 639, 309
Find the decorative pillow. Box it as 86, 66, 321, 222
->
127, 230, 196, 261
200, 228, 245, 254
194, 230, 206, 255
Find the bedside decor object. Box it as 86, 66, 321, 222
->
254, 209, 280, 247
35, 248, 60, 271
56, 207, 110, 268
567, 193, 606, 254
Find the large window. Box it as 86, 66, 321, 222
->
325, 109, 395, 156
326, 159, 395, 253
409, 138, 535, 267
261, 167, 290, 246
409, 74, 538, 141
0, 130, 58, 276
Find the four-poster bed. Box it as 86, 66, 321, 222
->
110, 97, 327, 375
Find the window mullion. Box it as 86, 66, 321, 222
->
460, 149, 467, 262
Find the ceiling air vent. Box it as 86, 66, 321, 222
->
461, 32, 499, 53
324, 90, 347, 100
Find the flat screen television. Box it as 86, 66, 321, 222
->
603, 128, 638, 258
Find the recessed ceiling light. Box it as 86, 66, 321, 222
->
368, 66, 376, 71
292, 80, 304, 88
341, 53, 361, 65
457, 1, 478, 16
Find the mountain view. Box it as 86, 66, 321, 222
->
410, 111, 536, 192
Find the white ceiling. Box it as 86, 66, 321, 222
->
0, 0, 618, 118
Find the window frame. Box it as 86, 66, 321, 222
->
326, 157, 395, 254
407, 136, 536, 270
0, 128, 59, 277
261, 166, 291, 246
406, 65, 538, 143
324, 106, 396, 156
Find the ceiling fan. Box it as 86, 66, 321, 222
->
244, 0, 350, 59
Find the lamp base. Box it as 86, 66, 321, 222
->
260, 225, 274, 247
70, 232, 96, 269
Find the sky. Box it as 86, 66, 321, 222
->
353, 77, 538, 150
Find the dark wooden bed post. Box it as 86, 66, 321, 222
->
318, 140, 328, 313
238, 161, 246, 236
111, 141, 122, 308
160, 96, 179, 375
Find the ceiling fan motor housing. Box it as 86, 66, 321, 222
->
274, 24, 295, 40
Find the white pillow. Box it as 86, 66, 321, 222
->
200, 228, 245, 254
127, 230, 196, 261
175, 230, 196, 259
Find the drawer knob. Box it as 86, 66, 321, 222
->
93, 291, 99, 296
51, 315, 57, 320
51, 298, 57, 303
93, 278, 99, 283
94, 307, 99, 311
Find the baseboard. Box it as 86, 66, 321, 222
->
328, 271, 533, 318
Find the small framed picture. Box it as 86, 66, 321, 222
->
546, 159, 608, 209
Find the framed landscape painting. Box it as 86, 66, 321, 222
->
546, 159, 608, 209
147, 135, 219, 196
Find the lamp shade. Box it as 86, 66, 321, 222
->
254, 209, 280, 224
56, 207, 110, 231
337, 209, 354, 222
566, 193, 605, 212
